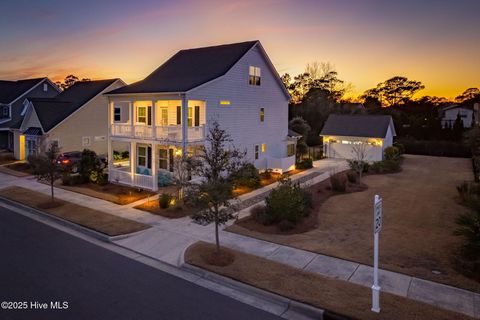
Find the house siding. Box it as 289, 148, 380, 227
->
188, 45, 289, 165
46, 80, 124, 156
2, 79, 59, 155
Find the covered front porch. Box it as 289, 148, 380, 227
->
108, 139, 200, 191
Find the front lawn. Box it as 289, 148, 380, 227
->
185, 242, 472, 320
227, 155, 480, 292
0, 162, 33, 176
0, 186, 150, 236
55, 181, 157, 205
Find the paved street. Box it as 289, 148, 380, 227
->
0, 205, 281, 320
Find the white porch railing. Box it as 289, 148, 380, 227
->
187, 125, 205, 142
134, 126, 154, 139
134, 174, 153, 189
109, 168, 132, 185
156, 125, 182, 142
111, 124, 132, 137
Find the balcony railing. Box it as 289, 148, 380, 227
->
111, 124, 205, 143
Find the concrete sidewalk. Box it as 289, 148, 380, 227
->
0, 159, 478, 319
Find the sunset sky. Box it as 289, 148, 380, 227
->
1, 0, 479, 99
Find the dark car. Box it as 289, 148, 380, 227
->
57, 151, 107, 173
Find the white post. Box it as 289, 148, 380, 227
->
130, 141, 136, 186
129, 101, 135, 137
151, 100, 156, 139
372, 194, 382, 313
181, 94, 188, 154
151, 143, 158, 191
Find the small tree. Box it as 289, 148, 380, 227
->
347, 143, 369, 183
173, 155, 191, 200
28, 142, 62, 202
185, 121, 245, 253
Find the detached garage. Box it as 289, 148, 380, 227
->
320, 114, 396, 162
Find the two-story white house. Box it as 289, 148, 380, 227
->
105, 40, 295, 191
440, 104, 479, 128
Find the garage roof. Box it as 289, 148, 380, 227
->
320, 114, 395, 138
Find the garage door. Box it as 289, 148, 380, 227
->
325, 142, 383, 161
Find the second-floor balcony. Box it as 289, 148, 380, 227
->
109, 99, 206, 143
111, 123, 205, 143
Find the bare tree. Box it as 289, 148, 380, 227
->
347, 142, 369, 183
172, 155, 191, 200
28, 142, 62, 202
185, 121, 245, 253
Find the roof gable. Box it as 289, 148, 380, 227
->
30, 79, 118, 132
320, 114, 395, 138
0, 78, 46, 104
107, 41, 258, 94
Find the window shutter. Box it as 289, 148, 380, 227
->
147, 146, 152, 169
176, 106, 181, 125
147, 106, 152, 126
194, 106, 200, 127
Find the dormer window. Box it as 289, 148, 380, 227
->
249, 66, 261, 86
1, 106, 9, 118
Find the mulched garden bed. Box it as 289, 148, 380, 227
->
233, 170, 367, 235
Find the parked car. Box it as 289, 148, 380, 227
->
57, 151, 107, 173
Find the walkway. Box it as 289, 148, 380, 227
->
0, 159, 477, 319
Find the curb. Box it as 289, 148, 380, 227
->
0, 196, 113, 242
181, 263, 325, 320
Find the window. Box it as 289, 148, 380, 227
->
249, 66, 261, 86
114, 107, 121, 122
1, 106, 9, 118
159, 149, 168, 170
82, 136, 91, 147
137, 106, 146, 124
159, 108, 168, 126
260, 107, 265, 122
287, 144, 295, 157
136, 105, 151, 125
261, 143, 266, 153
43, 83, 48, 92
138, 146, 147, 167
254, 145, 259, 160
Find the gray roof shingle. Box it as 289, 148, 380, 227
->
0, 78, 45, 104
106, 41, 258, 94
320, 114, 395, 138
31, 79, 117, 132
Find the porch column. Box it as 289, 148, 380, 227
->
151, 100, 156, 140
129, 101, 134, 137
151, 143, 158, 191
181, 94, 188, 154
130, 141, 136, 186
108, 101, 113, 134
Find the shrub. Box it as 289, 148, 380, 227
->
113, 151, 122, 161
330, 172, 347, 192
384, 146, 400, 161
264, 177, 312, 225
457, 181, 480, 210
296, 157, 313, 169
346, 171, 358, 184
454, 210, 480, 262
80, 149, 103, 181
393, 142, 405, 155
347, 160, 369, 173
159, 193, 171, 209
397, 139, 470, 158
61, 173, 85, 186
370, 159, 401, 174
232, 163, 261, 189
251, 204, 275, 225
121, 150, 130, 159
97, 173, 108, 186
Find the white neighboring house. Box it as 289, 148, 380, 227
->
440, 103, 479, 128
320, 114, 396, 162
105, 40, 295, 191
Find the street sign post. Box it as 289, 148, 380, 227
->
372, 194, 382, 313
